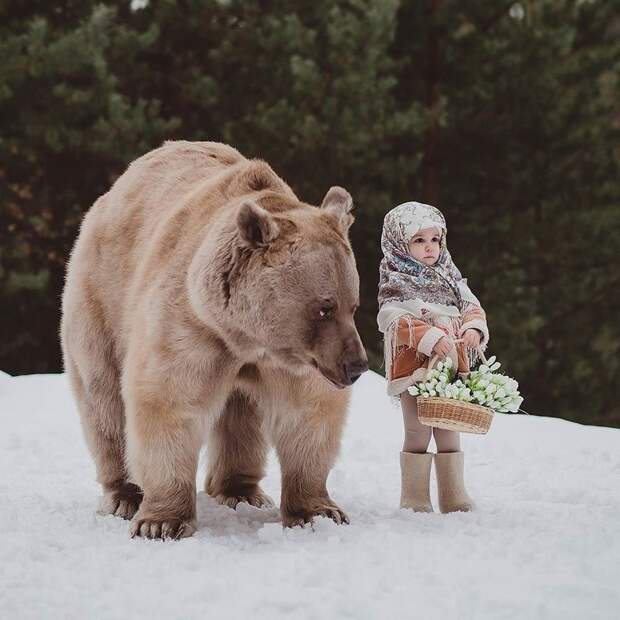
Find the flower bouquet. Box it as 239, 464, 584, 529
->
408, 354, 523, 434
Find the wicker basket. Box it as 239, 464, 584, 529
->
416, 397, 493, 434
415, 345, 494, 434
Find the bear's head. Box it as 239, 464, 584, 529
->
190, 186, 368, 389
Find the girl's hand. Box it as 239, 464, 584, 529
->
462, 329, 481, 350
432, 336, 453, 359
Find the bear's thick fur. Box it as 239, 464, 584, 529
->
61, 141, 368, 538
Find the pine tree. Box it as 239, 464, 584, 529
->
1, 0, 618, 426
390, 0, 620, 425
0, 2, 178, 372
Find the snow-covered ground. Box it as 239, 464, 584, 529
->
0, 370, 618, 620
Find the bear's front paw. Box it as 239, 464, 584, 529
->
129, 513, 196, 540
282, 502, 350, 528
97, 482, 143, 520
214, 488, 275, 510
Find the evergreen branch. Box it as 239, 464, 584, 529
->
475, 2, 515, 33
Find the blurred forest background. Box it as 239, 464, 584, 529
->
1, 0, 619, 427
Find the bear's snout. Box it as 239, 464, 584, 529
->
343, 357, 369, 385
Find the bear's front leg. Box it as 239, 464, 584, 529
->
205, 390, 275, 510
274, 403, 349, 528
124, 398, 202, 540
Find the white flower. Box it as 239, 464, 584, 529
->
473, 391, 486, 404
413, 353, 521, 414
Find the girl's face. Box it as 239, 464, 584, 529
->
408, 227, 441, 265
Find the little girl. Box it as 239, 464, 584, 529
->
377, 201, 489, 513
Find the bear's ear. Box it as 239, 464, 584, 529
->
320, 186, 354, 234
237, 200, 280, 247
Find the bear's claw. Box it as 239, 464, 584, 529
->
213, 489, 275, 510
129, 516, 196, 540
282, 504, 350, 528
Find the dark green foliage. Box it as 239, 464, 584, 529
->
1, 0, 618, 426
0, 1, 178, 371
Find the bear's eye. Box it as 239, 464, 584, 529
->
319, 306, 334, 320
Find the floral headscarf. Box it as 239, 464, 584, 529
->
377, 202, 487, 396
378, 201, 466, 311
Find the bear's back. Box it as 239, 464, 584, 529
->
64, 141, 296, 363
63, 142, 248, 352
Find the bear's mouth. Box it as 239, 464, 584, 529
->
311, 359, 347, 390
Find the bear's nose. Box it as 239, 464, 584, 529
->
344, 358, 369, 385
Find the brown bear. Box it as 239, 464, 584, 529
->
60, 141, 368, 539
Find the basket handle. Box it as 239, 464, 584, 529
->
424, 340, 487, 380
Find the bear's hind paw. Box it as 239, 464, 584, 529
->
214, 489, 275, 510
97, 483, 143, 520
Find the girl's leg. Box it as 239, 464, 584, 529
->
401, 391, 432, 453
433, 428, 461, 453
399, 391, 433, 511
432, 428, 473, 513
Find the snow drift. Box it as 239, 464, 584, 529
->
0, 371, 618, 619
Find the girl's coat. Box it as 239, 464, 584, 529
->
377, 202, 488, 396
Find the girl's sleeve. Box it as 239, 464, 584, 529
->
460, 301, 489, 347
396, 315, 446, 357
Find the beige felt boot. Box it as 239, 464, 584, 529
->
400, 452, 433, 512
434, 451, 475, 513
